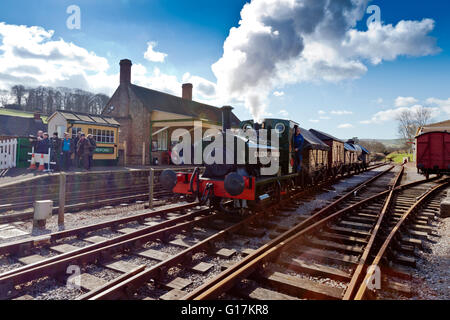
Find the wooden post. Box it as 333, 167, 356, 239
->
58, 172, 66, 225
123, 140, 127, 166
142, 141, 146, 166
148, 169, 154, 209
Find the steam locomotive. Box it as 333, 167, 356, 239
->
161, 108, 369, 212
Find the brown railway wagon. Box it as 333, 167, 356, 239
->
309, 129, 345, 175
297, 128, 330, 183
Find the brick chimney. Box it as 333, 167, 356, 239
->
120, 59, 132, 84
221, 106, 233, 131
182, 83, 193, 100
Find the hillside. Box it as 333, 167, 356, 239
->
359, 138, 406, 149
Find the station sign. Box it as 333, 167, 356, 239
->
95, 147, 114, 154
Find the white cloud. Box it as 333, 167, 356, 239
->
361, 104, 440, 124
426, 98, 450, 114
338, 123, 353, 129
0, 22, 112, 93
318, 110, 326, 115
144, 41, 167, 63
395, 96, 418, 107
331, 110, 353, 115
320, 116, 331, 120
309, 119, 319, 123
212, 0, 439, 121
279, 109, 289, 117
343, 20, 439, 65
273, 91, 284, 97
0, 22, 219, 105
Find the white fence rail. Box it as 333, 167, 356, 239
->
0, 139, 17, 169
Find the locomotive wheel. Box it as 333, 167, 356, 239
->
185, 193, 197, 203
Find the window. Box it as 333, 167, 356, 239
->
274, 123, 286, 134
87, 128, 114, 144
156, 130, 168, 151
71, 127, 82, 139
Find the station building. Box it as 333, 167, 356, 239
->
47, 110, 120, 165
101, 59, 241, 166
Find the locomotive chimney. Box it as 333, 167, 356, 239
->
182, 83, 193, 100
221, 106, 233, 131
120, 59, 132, 84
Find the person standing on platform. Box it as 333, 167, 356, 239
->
77, 133, 92, 171
61, 132, 72, 171
50, 132, 61, 171
73, 131, 82, 168
87, 134, 97, 169
37, 133, 50, 170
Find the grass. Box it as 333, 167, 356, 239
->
0, 108, 48, 123
386, 152, 414, 163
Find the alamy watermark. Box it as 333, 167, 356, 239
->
365, 265, 381, 290
66, 265, 81, 290
66, 5, 81, 30
366, 5, 381, 28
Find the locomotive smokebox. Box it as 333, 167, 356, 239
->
160, 169, 178, 191
224, 172, 245, 196
221, 106, 233, 132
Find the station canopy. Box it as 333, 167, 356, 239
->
53, 110, 120, 127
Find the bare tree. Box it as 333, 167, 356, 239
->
396, 110, 416, 142
11, 85, 26, 106
414, 106, 433, 128
0, 91, 9, 107
396, 106, 433, 152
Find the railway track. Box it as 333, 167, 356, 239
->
0, 164, 392, 300
181, 170, 447, 301
0, 169, 197, 223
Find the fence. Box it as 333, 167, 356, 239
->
0, 138, 17, 169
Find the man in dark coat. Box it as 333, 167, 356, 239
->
76, 133, 92, 170
36, 132, 50, 154
36, 133, 50, 169
292, 126, 305, 173
87, 134, 97, 169
73, 131, 82, 168
50, 132, 61, 171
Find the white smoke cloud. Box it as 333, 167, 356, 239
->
273, 91, 285, 97
213, 0, 439, 121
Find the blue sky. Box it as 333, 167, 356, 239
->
0, 0, 449, 139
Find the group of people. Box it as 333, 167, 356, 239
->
29, 130, 97, 171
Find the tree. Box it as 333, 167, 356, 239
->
0, 91, 9, 107
396, 106, 433, 152
11, 85, 26, 106
414, 107, 433, 128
